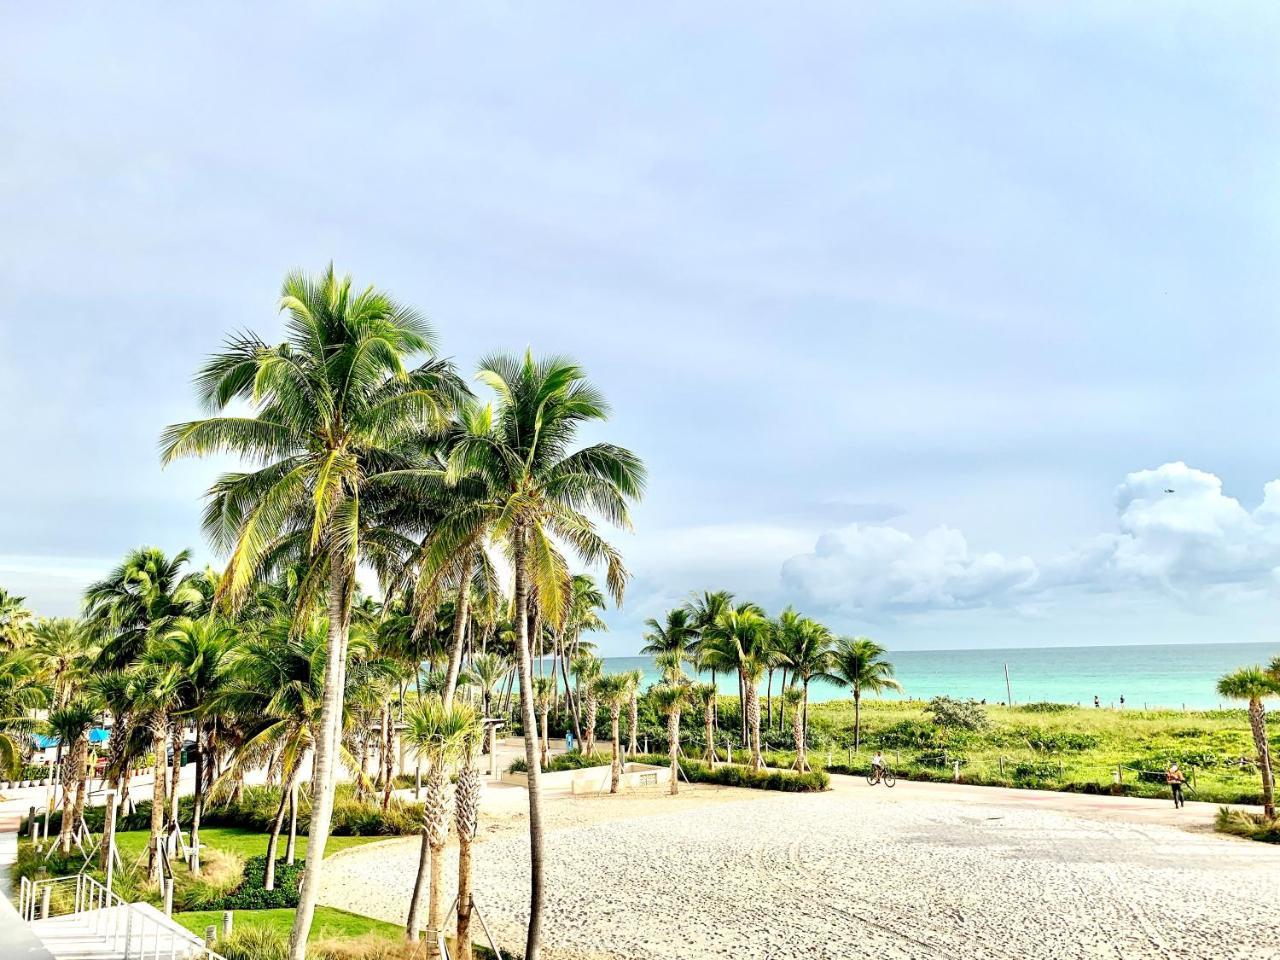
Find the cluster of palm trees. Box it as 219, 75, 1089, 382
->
639, 593, 901, 772
0, 266, 644, 960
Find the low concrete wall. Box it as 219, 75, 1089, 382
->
501, 762, 670, 794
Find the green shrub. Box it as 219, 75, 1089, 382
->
925, 696, 990, 733
1216, 806, 1280, 843
218, 927, 289, 960
1018, 702, 1073, 714
632, 754, 828, 792
508, 752, 611, 774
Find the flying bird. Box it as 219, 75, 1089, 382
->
1164, 489, 1176, 494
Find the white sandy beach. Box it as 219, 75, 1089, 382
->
318, 756, 1280, 960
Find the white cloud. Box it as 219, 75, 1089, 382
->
780, 524, 1037, 614
780, 462, 1280, 618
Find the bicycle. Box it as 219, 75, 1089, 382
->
866, 766, 896, 787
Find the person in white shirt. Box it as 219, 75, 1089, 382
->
871, 750, 886, 782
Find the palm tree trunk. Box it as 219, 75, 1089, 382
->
792, 689, 809, 772
285, 776, 299, 865
190, 728, 205, 875
738, 670, 747, 745
854, 689, 862, 752
1250, 698, 1275, 818
443, 553, 475, 709
454, 761, 481, 960
704, 708, 716, 767
540, 705, 550, 768
610, 709, 622, 793
765, 668, 773, 730
405, 831, 431, 941
456, 835, 475, 960
748, 685, 763, 771
512, 533, 546, 960
628, 692, 639, 757
169, 725, 182, 823
263, 777, 291, 891
668, 709, 680, 795
148, 721, 167, 883
289, 562, 351, 960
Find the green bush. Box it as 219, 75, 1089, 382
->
1018, 702, 1073, 714
508, 752, 611, 774
925, 696, 990, 733
632, 754, 828, 792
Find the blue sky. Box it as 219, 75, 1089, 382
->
2, 3, 1279, 654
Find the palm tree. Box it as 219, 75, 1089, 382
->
453, 713, 485, 960
151, 616, 235, 865
782, 686, 809, 771
469, 653, 507, 719
652, 683, 690, 795
131, 663, 182, 883
557, 575, 607, 742
84, 547, 202, 670
827, 637, 902, 751
641, 608, 695, 663
29, 618, 94, 709
701, 605, 771, 769
533, 675, 556, 768
777, 616, 833, 760
1218, 666, 1279, 818
46, 702, 98, 853
427, 351, 644, 960
653, 649, 686, 685
572, 653, 604, 755
692, 682, 719, 767
0, 650, 46, 776
593, 674, 630, 793
403, 697, 477, 955
624, 669, 644, 757
685, 590, 734, 745
160, 265, 463, 960
0, 587, 34, 651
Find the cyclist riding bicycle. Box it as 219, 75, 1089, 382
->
871, 750, 886, 783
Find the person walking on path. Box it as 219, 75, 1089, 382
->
1166, 762, 1187, 809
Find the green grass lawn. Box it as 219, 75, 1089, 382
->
112, 826, 387, 866
174, 905, 400, 942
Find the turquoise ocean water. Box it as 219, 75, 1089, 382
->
586, 642, 1279, 710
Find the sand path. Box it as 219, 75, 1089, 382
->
319, 773, 1280, 959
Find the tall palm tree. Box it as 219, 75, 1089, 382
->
131, 663, 182, 883
423, 351, 644, 960
29, 619, 94, 709
557, 575, 607, 742
403, 697, 477, 955
827, 637, 902, 751
685, 590, 734, 745
160, 265, 463, 960
572, 653, 604, 755
593, 674, 630, 793
468, 653, 507, 719
1218, 666, 1279, 818
150, 616, 236, 864
84, 547, 202, 670
701, 605, 771, 770
692, 682, 719, 767
777, 616, 833, 760
652, 683, 690, 795
46, 702, 98, 853
0, 587, 34, 652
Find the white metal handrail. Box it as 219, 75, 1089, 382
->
19, 873, 227, 960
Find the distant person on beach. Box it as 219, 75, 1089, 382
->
1166, 762, 1186, 809
871, 750, 886, 783
1119, 695, 1125, 708
1093, 695, 1100, 708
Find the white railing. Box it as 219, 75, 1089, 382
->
18, 873, 226, 960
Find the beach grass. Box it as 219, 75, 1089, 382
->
175, 905, 400, 942
739, 698, 1271, 805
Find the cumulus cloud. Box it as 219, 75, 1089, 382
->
780, 525, 1037, 614
781, 462, 1280, 617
